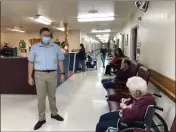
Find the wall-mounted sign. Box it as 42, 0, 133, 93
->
19, 40, 26, 48
136, 42, 141, 61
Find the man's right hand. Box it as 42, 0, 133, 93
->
28, 77, 34, 86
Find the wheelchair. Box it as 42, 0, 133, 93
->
86, 52, 97, 70
106, 94, 169, 132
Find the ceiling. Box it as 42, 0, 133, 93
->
1, 0, 137, 39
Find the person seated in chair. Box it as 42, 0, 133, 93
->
104, 52, 121, 76
105, 48, 125, 76
96, 77, 156, 132
102, 59, 131, 90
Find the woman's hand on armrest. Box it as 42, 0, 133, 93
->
121, 98, 131, 103
120, 102, 128, 109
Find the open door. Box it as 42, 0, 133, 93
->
116, 39, 119, 48
121, 34, 125, 53
131, 26, 138, 60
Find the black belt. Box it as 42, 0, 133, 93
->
35, 70, 57, 73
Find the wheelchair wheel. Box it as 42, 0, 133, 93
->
149, 112, 169, 132
120, 128, 151, 132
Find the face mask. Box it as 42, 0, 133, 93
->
42, 37, 51, 44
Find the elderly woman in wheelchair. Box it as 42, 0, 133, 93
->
96, 76, 156, 132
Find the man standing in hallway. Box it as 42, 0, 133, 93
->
28, 28, 65, 130
100, 45, 107, 68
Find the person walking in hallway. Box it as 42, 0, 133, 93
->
28, 28, 65, 130
100, 45, 107, 68
78, 43, 86, 72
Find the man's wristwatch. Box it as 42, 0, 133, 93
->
61, 72, 65, 75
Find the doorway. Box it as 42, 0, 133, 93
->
116, 39, 119, 48
121, 34, 125, 53
131, 26, 138, 60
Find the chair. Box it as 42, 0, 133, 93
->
137, 66, 150, 84
107, 65, 151, 112
170, 117, 176, 132
112, 59, 122, 74
107, 61, 140, 97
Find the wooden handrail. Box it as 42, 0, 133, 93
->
149, 69, 176, 102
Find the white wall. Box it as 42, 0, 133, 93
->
80, 31, 100, 52
114, 1, 175, 130
67, 30, 80, 51
139, 1, 175, 80
114, 1, 175, 80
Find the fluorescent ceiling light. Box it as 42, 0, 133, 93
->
78, 13, 114, 19
101, 40, 108, 42
96, 34, 110, 37
99, 38, 109, 40
34, 15, 52, 25
56, 27, 65, 31
78, 17, 114, 22
98, 37, 109, 40
92, 29, 111, 33
101, 39, 108, 41
7, 28, 25, 33
78, 13, 114, 22
56, 27, 70, 32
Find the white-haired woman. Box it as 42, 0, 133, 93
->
96, 76, 156, 132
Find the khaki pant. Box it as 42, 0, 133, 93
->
35, 71, 58, 121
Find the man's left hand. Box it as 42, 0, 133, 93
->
60, 74, 65, 83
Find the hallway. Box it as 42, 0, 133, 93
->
1, 59, 108, 131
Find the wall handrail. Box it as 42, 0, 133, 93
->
149, 69, 176, 102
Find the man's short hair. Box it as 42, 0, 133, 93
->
40, 27, 50, 35
124, 59, 131, 66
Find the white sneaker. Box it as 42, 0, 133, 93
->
106, 127, 118, 132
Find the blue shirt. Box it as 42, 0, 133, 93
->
28, 42, 65, 70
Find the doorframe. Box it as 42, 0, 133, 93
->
130, 25, 138, 60
121, 33, 125, 53
117, 38, 120, 48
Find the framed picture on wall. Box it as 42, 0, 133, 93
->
125, 34, 128, 46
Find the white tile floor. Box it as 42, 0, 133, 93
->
1, 58, 109, 131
